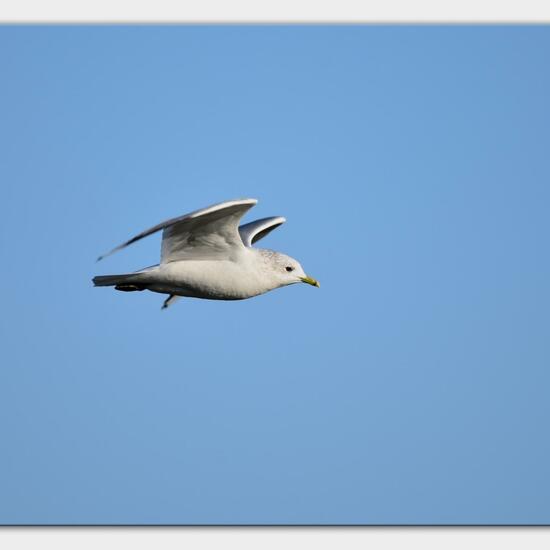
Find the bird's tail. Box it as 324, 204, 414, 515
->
93, 273, 144, 291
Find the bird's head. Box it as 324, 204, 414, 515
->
262, 250, 320, 289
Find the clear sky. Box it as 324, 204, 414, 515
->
1, 25, 549, 525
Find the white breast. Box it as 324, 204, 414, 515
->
154, 249, 276, 300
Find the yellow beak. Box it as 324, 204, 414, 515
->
300, 276, 320, 288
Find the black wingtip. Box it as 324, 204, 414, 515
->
96, 249, 114, 262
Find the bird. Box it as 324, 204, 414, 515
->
93, 198, 320, 309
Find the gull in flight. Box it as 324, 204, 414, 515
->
93, 198, 319, 309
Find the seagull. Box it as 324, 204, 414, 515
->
93, 198, 319, 309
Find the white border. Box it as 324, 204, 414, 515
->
0, 0, 549, 22
0, 4, 548, 548
1, 527, 550, 550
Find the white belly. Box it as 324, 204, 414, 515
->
142, 259, 270, 300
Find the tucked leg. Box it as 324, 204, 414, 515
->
114, 284, 145, 292
162, 294, 181, 310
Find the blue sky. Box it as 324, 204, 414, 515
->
0, 26, 549, 524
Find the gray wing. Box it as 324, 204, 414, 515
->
238, 216, 286, 247
97, 198, 257, 263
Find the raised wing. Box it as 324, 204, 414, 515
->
238, 216, 286, 247
97, 198, 257, 263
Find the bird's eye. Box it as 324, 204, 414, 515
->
285, 266, 294, 272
